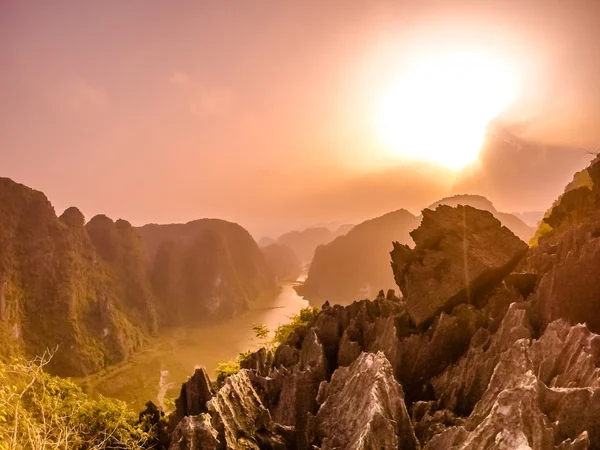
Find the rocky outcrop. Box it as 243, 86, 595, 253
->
169, 414, 219, 450
169, 367, 215, 433
391, 205, 528, 326
207, 370, 292, 449
427, 194, 535, 243
313, 351, 418, 450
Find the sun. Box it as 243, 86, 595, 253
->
376, 51, 518, 170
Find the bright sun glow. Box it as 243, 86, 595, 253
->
377, 52, 519, 170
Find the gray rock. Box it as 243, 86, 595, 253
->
314, 352, 418, 450
207, 369, 291, 449
168, 414, 219, 450
169, 367, 215, 433
337, 328, 361, 367
391, 205, 527, 326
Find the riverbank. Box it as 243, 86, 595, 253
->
80, 282, 308, 411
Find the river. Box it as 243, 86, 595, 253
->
84, 281, 309, 411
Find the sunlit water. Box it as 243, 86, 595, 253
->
84, 281, 308, 411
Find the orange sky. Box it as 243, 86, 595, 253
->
1, 1, 597, 237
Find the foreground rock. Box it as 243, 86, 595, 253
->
313, 351, 418, 450
391, 204, 527, 326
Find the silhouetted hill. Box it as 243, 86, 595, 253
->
0, 178, 277, 376
275, 225, 353, 265
0, 178, 149, 376
298, 209, 419, 303
137, 220, 277, 323
510, 210, 544, 227
258, 236, 275, 248
261, 243, 303, 282
427, 194, 535, 242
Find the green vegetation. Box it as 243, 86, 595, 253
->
214, 307, 320, 386
0, 351, 156, 450
215, 350, 252, 387
530, 164, 595, 247
272, 307, 320, 345
529, 221, 552, 246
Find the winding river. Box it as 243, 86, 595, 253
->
84, 281, 308, 411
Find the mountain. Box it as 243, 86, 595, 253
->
427, 194, 535, 242
298, 209, 419, 304
0, 179, 150, 376
137, 220, 277, 324
275, 224, 353, 265
0, 178, 276, 376
258, 236, 275, 247
510, 210, 545, 227
166, 157, 600, 449
261, 243, 303, 282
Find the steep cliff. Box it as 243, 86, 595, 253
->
0, 179, 147, 376
0, 179, 277, 376
138, 220, 277, 324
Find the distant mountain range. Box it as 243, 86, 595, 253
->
260, 224, 354, 265
0, 177, 276, 377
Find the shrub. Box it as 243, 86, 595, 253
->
0, 350, 152, 449
215, 350, 252, 387
272, 307, 320, 345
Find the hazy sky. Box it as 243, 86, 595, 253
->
2, 0, 598, 237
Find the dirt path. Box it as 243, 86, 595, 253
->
157, 368, 173, 410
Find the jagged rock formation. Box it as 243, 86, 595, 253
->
0, 178, 276, 376
313, 352, 418, 450
427, 194, 535, 242
391, 205, 528, 326
299, 210, 419, 304
261, 243, 303, 282
167, 157, 600, 449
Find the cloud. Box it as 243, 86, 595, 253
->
170, 70, 233, 117
65, 79, 108, 111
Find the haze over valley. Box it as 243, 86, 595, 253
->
4, 1, 600, 449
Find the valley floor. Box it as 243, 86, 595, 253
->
80, 282, 308, 411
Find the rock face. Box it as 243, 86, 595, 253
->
427, 194, 535, 243
391, 205, 528, 326
314, 352, 418, 450
167, 158, 600, 449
